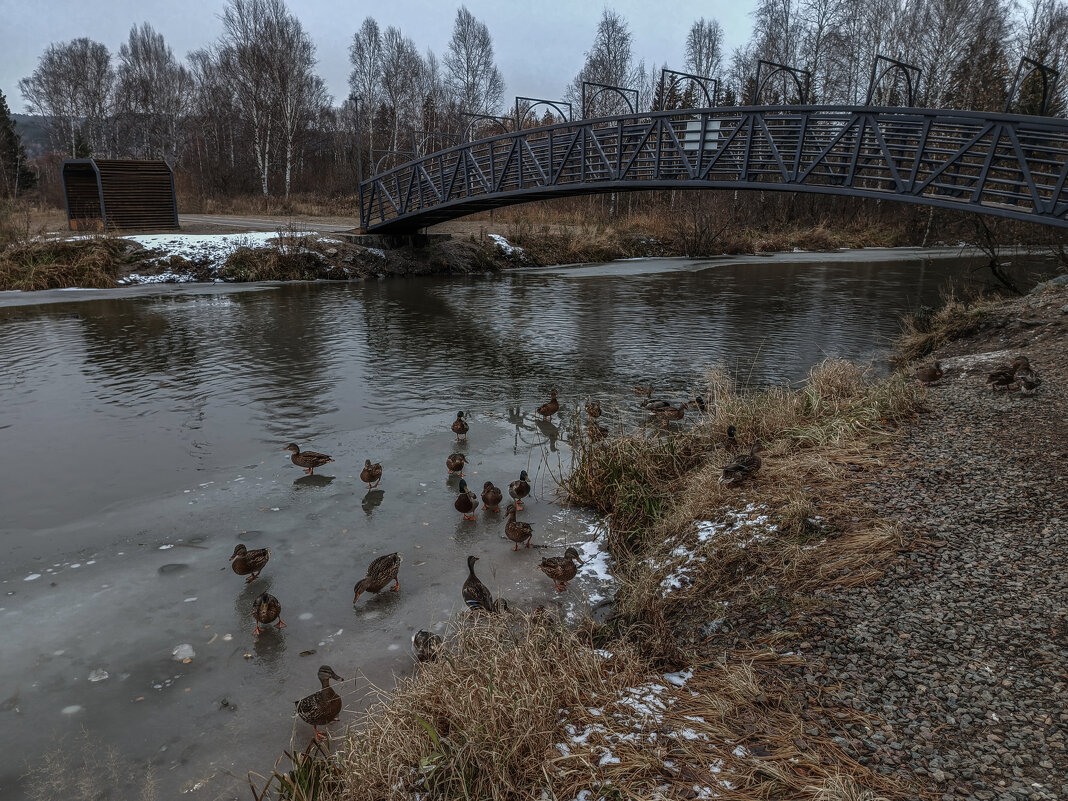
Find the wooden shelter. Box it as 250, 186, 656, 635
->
62, 159, 179, 231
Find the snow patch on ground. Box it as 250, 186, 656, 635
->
118, 232, 282, 284
488, 233, 523, 256
654, 503, 778, 595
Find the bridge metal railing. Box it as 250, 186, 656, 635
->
358, 105, 1068, 232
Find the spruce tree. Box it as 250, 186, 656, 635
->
0, 90, 35, 197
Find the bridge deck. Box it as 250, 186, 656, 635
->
359, 105, 1068, 233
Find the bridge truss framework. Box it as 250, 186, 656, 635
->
358, 105, 1068, 233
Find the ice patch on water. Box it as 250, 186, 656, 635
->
387, 644, 400, 651
172, 644, 195, 661
24, 573, 41, 581
159, 544, 174, 550
88, 669, 109, 682
183, 597, 197, 603
61, 705, 83, 714
298, 612, 313, 620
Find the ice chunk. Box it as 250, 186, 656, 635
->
172, 644, 195, 662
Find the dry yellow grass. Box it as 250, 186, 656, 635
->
0, 236, 131, 290
893, 288, 996, 364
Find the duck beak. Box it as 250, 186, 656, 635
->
228, 554, 237, 561
331, 671, 345, 681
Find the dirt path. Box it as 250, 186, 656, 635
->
787, 288, 1068, 800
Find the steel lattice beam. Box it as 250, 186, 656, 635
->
358, 105, 1068, 233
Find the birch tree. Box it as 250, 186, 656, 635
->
349, 17, 383, 150
115, 23, 191, 159
685, 18, 725, 79
443, 6, 504, 115
567, 9, 637, 117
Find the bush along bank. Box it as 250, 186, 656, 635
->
0, 232, 520, 292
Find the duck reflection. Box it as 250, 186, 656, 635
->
361, 489, 385, 515
293, 474, 335, 489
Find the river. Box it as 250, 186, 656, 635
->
0, 248, 1030, 799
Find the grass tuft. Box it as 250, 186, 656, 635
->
0, 236, 132, 291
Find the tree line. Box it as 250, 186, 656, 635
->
6, 0, 1068, 204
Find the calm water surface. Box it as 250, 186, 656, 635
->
0, 250, 991, 798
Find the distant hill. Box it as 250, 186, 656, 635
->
12, 113, 52, 159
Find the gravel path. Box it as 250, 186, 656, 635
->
790, 288, 1068, 801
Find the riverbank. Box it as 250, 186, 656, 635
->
276, 279, 1067, 800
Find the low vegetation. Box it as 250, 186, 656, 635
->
0, 236, 133, 291
893, 288, 998, 365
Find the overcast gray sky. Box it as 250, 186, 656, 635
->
0, 0, 756, 113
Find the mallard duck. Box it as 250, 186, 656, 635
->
724, 425, 739, 451
914, 361, 944, 385
481, 481, 503, 512
537, 547, 584, 592
986, 356, 1029, 391
586, 400, 602, 419
446, 452, 468, 476
284, 443, 334, 475
509, 470, 531, 510
462, 555, 499, 612
412, 630, 443, 662
504, 503, 533, 550
719, 443, 765, 484
537, 390, 559, 420
295, 665, 344, 740
587, 420, 609, 440
252, 591, 286, 635
360, 459, 383, 488
230, 544, 271, 583
353, 552, 402, 603
451, 411, 469, 441
455, 479, 478, 521
1017, 365, 1041, 396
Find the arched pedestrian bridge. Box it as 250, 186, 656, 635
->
358, 105, 1068, 233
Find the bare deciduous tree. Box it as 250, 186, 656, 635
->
349, 17, 383, 150
380, 26, 422, 153
443, 6, 504, 115
568, 9, 637, 117
685, 18, 725, 79
115, 23, 191, 159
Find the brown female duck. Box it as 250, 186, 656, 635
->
537, 390, 559, 421
284, 443, 334, 475
446, 452, 468, 476
504, 503, 533, 550
252, 591, 286, 635
986, 356, 1029, 391
295, 665, 345, 740
537, 547, 584, 592
914, 361, 944, 385
462, 555, 499, 612
508, 470, 531, 510
230, 544, 271, 583
719, 443, 765, 484
455, 479, 478, 521
360, 459, 383, 488
352, 552, 403, 603
412, 630, 443, 662
1017, 364, 1041, 395
451, 411, 469, 441
481, 481, 503, 512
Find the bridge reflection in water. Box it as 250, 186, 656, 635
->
359, 105, 1068, 233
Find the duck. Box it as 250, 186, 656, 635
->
537, 547, 584, 592
914, 361, 944, 385
537, 390, 559, 421
455, 479, 478, 521
585, 400, 602, 419
252, 591, 286, 635
462, 555, 498, 612
230, 544, 271, 583
284, 443, 334, 475
651, 398, 704, 425
360, 459, 383, 489
451, 411, 469, 441
412, 630, 443, 662
353, 552, 402, 603
446, 452, 468, 476
481, 481, 503, 512
504, 503, 533, 550
295, 665, 345, 740
719, 443, 765, 484
723, 425, 739, 451
986, 356, 1029, 391
1016, 364, 1041, 396
509, 470, 531, 510
587, 420, 609, 441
